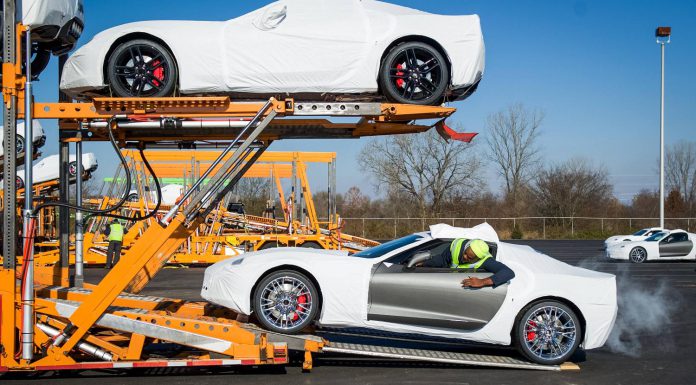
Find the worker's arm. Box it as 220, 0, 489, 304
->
461, 259, 515, 288
104, 226, 111, 236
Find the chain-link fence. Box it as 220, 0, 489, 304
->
339, 217, 696, 240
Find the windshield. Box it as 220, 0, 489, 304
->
353, 234, 423, 259
632, 229, 648, 236
645, 232, 667, 242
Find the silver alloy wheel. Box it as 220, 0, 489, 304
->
259, 275, 313, 331
523, 305, 577, 362
629, 247, 647, 263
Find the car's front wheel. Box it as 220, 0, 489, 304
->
629, 246, 647, 263
106, 38, 177, 98
514, 300, 582, 365
253, 270, 319, 334
379, 41, 449, 105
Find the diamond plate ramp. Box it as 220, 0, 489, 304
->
323, 342, 562, 371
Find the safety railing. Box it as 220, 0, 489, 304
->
337, 217, 696, 240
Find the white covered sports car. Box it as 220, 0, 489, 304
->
2, 0, 84, 78
60, 0, 484, 105
604, 227, 664, 249
0, 120, 45, 158
606, 229, 696, 263
202, 223, 617, 365
5, 152, 98, 190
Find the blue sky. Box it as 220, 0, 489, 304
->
20, 0, 696, 202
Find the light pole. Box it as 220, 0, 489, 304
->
656, 26, 670, 229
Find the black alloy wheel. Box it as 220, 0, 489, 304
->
107, 39, 177, 97
379, 41, 449, 105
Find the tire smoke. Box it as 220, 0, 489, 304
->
579, 258, 681, 357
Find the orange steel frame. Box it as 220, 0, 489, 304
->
1, 21, 456, 372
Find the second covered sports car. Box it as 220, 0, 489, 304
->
59, 0, 484, 105
202, 223, 617, 365
606, 229, 696, 263
604, 227, 664, 249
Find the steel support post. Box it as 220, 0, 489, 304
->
58, 55, 70, 282
2, 0, 18, 270
74, 136, 84, 287
21, 25, 35, 362
1, 0, 19, 367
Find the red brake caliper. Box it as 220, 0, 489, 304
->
151, 60, 164, 86
395, 64, 405, 89
526, 320, 537, 342
293, 295, 307, 321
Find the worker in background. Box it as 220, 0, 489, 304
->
104, 219, 128, 269
425, 238, 515, 288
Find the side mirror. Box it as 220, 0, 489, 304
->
406, 252, 431, 269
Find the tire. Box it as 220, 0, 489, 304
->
127, 193, 139, 202
15, 135, 25, 154
68, 161, 79, 177
514, 300, 582, 365
253, 270, 319, 334
300, 241, 323, 249
258, 242, 280, 250
379, 41, 449, 105
629, 247, 647, 263
15, 176, 24, 190
106, 39, 177, 97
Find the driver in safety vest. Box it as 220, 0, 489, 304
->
104, 219, 128, 269
425, 238, 515, 288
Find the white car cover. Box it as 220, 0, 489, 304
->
60, 0, 484, 98
0, 120, 45, 157
202, 223, 617, 350
2, 152, 98, 189
21, 0, 82, 29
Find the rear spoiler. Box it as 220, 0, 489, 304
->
435, 120, 478, 143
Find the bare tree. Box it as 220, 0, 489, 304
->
531, 158, 613, 219
665, 141, 696, 212
486, 103, 543, 213
359, 128, 482, 217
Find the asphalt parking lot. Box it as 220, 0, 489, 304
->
6, 240, 695, 385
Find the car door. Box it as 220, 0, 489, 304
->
222, 0, 369, 93
367, 240, 508, 331
659, 232, 694, 257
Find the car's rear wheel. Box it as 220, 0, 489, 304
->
379, 41, 449, 105
15, 135, 25, 154
514, 300, 581, 365
253, 270, 319, 334
15, 176, 24, 190
106, 39, 177, 97
629, 246, 647, 263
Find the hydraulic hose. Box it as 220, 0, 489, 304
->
32, 118, 162, 222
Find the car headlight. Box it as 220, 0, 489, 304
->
230, 257, 244, 265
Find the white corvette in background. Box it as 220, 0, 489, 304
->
606, 229, 696, 263
202, 223, 617, 365
60, 0, 484, 105
0, 120, 45, 158
4, 153, 98, 190
604, 227, 664, 249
